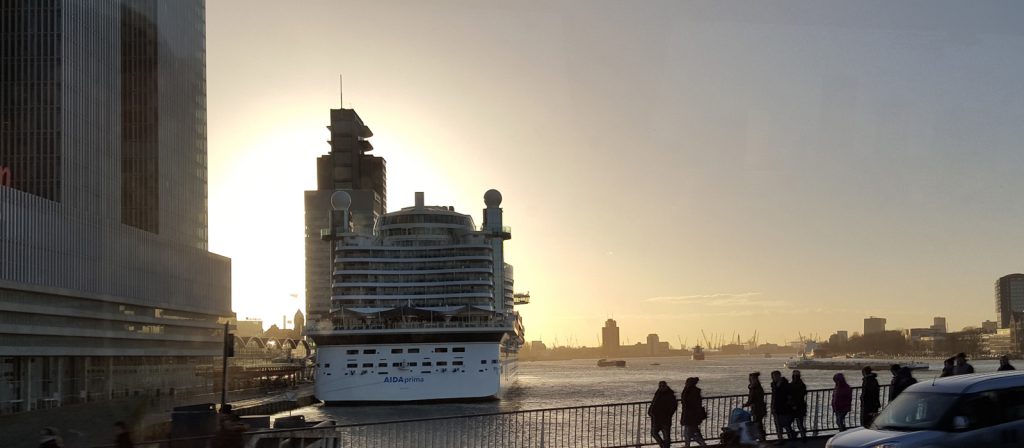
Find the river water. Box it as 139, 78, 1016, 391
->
276, 356, 1002, 425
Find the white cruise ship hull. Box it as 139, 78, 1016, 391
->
315, 341, 517, 403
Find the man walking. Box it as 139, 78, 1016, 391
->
998, 355, 1016, 371
770, 370, 797, 440
860, 366, 881, 428
648, 380, 677, 448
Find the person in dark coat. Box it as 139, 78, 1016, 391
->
790, 370, 808, 439
890, 366, 918, 402
215, 404, 246, 448
648, 380, 677, 448
114, 421, 134, 448
832, 373, 853, 431
39, 427, 63, 448
998, 355, 1016, 371
953, 353, 975, 375
680, 377, 708, 447
860, 366, 881, 428
888, 364, 901, 401
742, 372, 767, 441
770, 370, 797, 440
939, 357, 955, 377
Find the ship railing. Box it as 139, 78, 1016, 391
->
320, 320, 515, 331
91, 385, 890, 448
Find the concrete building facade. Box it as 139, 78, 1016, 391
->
864, 316, 887, 335
996, 274, 1024, 328
304, 107, 386, 327
0, 1, 231, 414
601, 319, 620, 354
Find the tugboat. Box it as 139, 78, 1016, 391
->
691, 346, 705, 361
597, 359, 626, 367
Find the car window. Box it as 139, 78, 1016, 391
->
953, 392, 1000, 431
995, 388, 1024, 424
872, 392, 958, 431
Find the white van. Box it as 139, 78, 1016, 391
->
826, 371, 1024, 448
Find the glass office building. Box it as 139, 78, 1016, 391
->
0, 0, 231, 414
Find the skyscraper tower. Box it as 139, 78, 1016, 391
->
602, 319, 621, 354
304, 103, 387, 325
0, 1, 231, 413
996, 273, 1024, 328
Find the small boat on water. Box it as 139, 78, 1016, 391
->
784, 358, 929, 371
691, 346, 705, 361
597, 359, 626, 367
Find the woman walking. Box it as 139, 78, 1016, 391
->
680, 377, 708, 447
790, 370, 808, 439
742, 372, 767, 441
832, 373, 853, 431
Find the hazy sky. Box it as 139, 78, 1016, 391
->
206, 1, 1024, 347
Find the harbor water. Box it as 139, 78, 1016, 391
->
276, 356, 1003, 424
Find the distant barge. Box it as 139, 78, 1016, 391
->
784, 359, 929, 371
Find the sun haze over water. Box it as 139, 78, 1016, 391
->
205, 1, 1024, 346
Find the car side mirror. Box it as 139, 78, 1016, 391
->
952, 416, 969, 430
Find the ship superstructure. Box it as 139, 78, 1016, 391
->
307, 190, 526, 402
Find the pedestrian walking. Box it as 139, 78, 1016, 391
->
39, 427, 63, 448
114, 421, 134, 448
890, 366, 918, 402
832, 373, 852, 432
742, 372, 767, 441
998, 355, 1016, 371
790, 370, 808, 439
647, 380, 677, 448
860, 366, 881, 428
953, 353, 974, 375
770, 370, 797, 440
215, 404, 246, 448
939, 357, 954, 377
679, 377, 708, 447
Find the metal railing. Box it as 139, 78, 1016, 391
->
94, 385, 890, 448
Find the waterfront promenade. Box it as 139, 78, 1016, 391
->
85, 384, 878, 447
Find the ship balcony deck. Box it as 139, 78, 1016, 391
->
306, 320, 514, 335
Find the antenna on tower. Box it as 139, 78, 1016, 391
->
339, 75, 344, 107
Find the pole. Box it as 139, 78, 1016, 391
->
221, 321, 229, 408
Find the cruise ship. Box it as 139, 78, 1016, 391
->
307, 190, 527, 403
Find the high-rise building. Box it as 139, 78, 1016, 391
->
0, 1, 231, 414
602, 319, 620, 354
931, 317, 947, 334
864, 316, 887, 335
996, 274, 1024, 328
304, 106, 386, 326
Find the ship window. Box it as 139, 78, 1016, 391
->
480, 360, 487, 364
408, 348, 420, 353
346, 349, 359, 355
434, 348, 448, 353
492, 360, 498, 364
378, 372, 388, 375
324, 363, 331, 368
437, 361, 448, 366
453, 347, 465, 352
363, 349, 377, 354
362, 363, 373, 368
378, 362, 387, 367
453, 361, 463, 366
421, 371, 431, 374
422, 362, 432, 366
409, 362, 418, 366
392, 362, 402, 367
391, 348, 403, 354
347, 363, 357, 368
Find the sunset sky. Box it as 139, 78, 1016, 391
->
205, 1, 1024, 347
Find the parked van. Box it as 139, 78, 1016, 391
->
826, 371, 1024, 448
